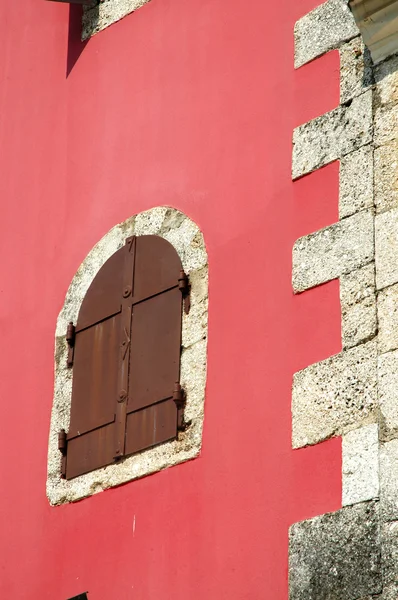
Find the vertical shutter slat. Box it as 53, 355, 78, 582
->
127, 287, 182, 414
76, 247, 125, 331
68, 314, 120, 439
132, 236, 183, 303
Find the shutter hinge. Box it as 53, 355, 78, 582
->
58, 429, 68, 479
66, 322, 76, 368
178, 270, 191, 314
173, 382, 190, 432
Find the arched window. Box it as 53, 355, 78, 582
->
47, 207, 208, 505
60, 235, 189, 480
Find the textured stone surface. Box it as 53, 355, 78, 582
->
379, 350, 398, 438
292, 210, 374, 292
381, 521, 398, 586
294, 0, 358, 68
342, 424, 379, 506
47, 207, 208, 505
377, 583, 398, 599
82, 0, 151, 40
292, 340, 377, 448
340, 37, 374, 104
289, 501, 381, 600
374, 54, 398, 108
374, 103, 398, 147
378, 284, 398, 353
340, 145, 373, 219
380, 439, 398, 521
375, 139, 398, 214
292, 91, 373, 179
375, 209, 398, 290
340, 263, 377, 349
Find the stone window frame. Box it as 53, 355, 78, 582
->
82, 0, 151, 40
47, 207, 208, 506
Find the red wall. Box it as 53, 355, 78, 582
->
0, 0, 342, 597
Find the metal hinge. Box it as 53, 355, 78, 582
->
58, 429, 68, 479
173, 382, 190, 432
66, 322, 76, 368
178, 270, 191, 314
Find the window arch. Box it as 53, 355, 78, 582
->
47, 207, 208, 505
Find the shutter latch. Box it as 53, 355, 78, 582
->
173, 382, 190, 432
58, 429, 68, 479
178, 270, 190, 314
66, 322, 76, 368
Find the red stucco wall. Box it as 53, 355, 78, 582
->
0, 0, 343, 597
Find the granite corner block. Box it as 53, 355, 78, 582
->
293, 210, 374, 293
289, 501, 381, 600
340, 263, 377, 349
294, 0, 358, 69
380, 439, 398, 521
375, 209, 398, 290
340, 145, 374, 219
292, 340, 378, 448
342, 423, 379, 506
340, 37, 374, 104
293, 91, 373, 180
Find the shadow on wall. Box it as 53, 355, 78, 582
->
67, 4, 90, 77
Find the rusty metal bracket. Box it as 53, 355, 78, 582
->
58, 429, 68, 479
178, 270, 191, 314
173, 382, 189, 432
66, 322, 76, 368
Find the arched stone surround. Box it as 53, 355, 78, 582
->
47, 207, 208, 506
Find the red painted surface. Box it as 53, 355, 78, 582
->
0, 0, 342, 598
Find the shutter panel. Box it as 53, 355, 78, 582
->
125, 236, 182, 455
65, 235, 183, 479
66, 243, 134, 480
76, 247, 126, 332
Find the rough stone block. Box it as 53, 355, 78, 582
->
292, 340, 377, 448
340, 145, 373, 219
293, 210, 374, 293
378, 350, 398, 438
289, 501, 381, 600
375, 209, 398, 290
292, 91, 373, 179
342, 424, 379, 506
380, 439, 398, 521
375, 139, 398, 214
340, 263, 377, 349
374, 103, 398, 148
374, 54, 398, 108
340, 37, 374, 104
181, 267, 208, 349
377, 583, 398, 600
378, 284, 398, 353
381, 521, 398, 586
294, 0, 358, 69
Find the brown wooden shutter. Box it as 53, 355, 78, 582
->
65, 235, 183, 480
124, 236, 182, 457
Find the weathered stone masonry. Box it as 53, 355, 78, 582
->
290, 1, 398, 598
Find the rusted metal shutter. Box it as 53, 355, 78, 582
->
64, 235, 183, 480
